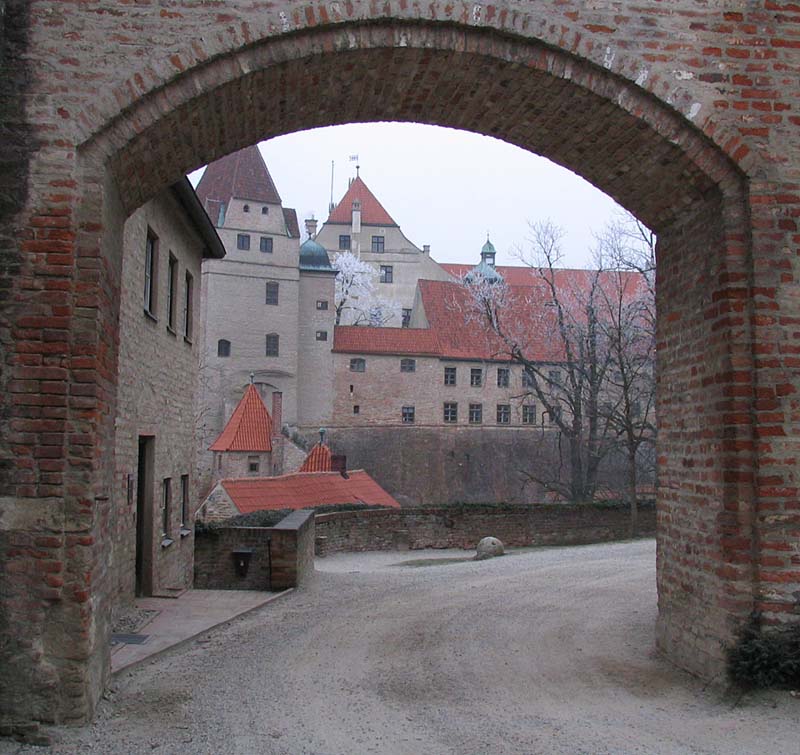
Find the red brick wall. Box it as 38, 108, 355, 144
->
1, 0, 798, 726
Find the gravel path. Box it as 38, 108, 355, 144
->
4, 539, 797, 754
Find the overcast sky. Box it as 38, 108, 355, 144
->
189, 122, 630, 269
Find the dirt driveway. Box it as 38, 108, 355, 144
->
4, 539, 797, 754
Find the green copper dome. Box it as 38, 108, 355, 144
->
299, 238, 333, 271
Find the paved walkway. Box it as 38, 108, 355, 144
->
111, 589, 292, 673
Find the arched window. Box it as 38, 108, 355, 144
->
243, 204, 250, 213
217, 339, 231, 357
261, 206, 268, 215
265, 333, 279, 357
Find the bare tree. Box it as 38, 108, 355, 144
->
333, 251, 397, 326
464, 220, 616, 502
594, 214, 657, 534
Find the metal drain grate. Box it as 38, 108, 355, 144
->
111, 633, 150, 646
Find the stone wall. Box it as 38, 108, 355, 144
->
194, 509, 315, 591
315, 503, 656, 555
318, 426, 651, 506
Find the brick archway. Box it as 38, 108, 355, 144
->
2, 3, 798, 727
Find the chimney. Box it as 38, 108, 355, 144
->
305, 217, 318, 239
423, 244, 430, 255
351, 198, 361, 235
271, 392, 282, 439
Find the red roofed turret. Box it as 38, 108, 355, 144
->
210, 383, 273, 452
299, 442, 333, 473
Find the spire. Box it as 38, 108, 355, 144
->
465, 235, 503, 285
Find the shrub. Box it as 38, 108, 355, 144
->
727, 618, 800, 689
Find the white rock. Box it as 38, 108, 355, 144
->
475, 536, 504, 560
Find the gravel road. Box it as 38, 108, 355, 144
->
4, 539, 797, 754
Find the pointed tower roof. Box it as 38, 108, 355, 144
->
299, 442, 333, 473
196, 145, 282, 212
209, 383, 273, 452
327, 176, 398, 226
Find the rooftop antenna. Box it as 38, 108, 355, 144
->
328, 160, 335, 215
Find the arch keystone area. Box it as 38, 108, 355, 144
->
1, 2, 798, 727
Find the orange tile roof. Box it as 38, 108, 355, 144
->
333, 326, 440, 356
196, 145, 282, 209
326, 176, 398, 226
330, 270, 647, 364
220, 470, 401, 513
299, 442, 333, 473
209, 384, 273, 452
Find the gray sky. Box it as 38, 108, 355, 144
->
189, 122, 629, 269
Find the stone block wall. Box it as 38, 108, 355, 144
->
314, 503, 656, 555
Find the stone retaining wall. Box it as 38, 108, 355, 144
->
314, 503, 655, 555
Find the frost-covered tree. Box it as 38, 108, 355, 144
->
333, 251, 397, 326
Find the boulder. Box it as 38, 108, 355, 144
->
475, 536, 504, 560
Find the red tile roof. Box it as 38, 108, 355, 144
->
220, 470, 401, 513
196, 145, 282, 210
331, 270, 647, 363
209, 384, 273, 452
282, 207, 300, 238
327, 176, 398, 227
333, 326, 440, 356
299, 442, 333, 473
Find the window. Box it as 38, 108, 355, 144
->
400, 358, 416, 373
469, 403, 483, 424
338, 234, 351, 250
548, 369, 561, 385
237, 233, 250, 250
522, 405, 536, 424
444, 366, 457, 386
247, 455, 260, 473
402, 308, 411, 328
217, 339, 231, 357
144, 231, 158, 315
522, 371, 534, 388
162, 478, 171, 537
260, 236, 273, 253
402, 406, 415, 424
183, 272, 193, 341
353, 405, 360, 415
166, 254, 177, 330
497, 368, 510, 388
497, 404, 511, 424
261, 206, 268, 215
372, 235, 385, 253
350, 358, 366, 373
443, 402, 458, 423
243, 204, 250, 213
265, 281, 279, 305
470, 368, 483, 387
180, 474, 189, 527
380, 265, 393, 283
265, 333, 279, 356
316, 330, 328, 341
316, 300, 329, 310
